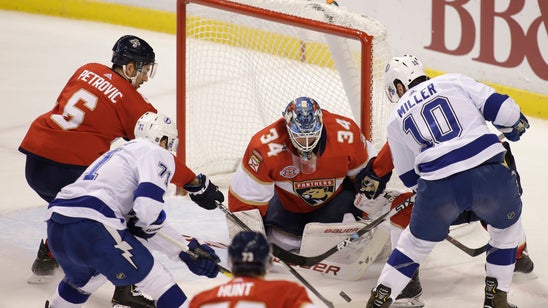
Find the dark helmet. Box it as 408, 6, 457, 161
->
228, 231, 272, 276
111, 35, 155, 69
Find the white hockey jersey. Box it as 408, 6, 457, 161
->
387, 73, 521, 189
45, 139, 175, 231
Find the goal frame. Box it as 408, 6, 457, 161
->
175, 0, 375, 162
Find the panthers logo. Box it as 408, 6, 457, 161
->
295, 179, 335, 206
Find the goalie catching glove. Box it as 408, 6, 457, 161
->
179, 238, 220, 278
183, 174, 224, 210
354, 157, 392, 199
494, 112, 529, 141
354, 190, 394, 220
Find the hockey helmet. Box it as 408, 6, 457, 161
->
112, 35, 157, 78
384, 54, 427, 103
134, 112, 179, 153
228, 231, 272, 276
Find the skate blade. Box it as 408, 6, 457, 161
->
392, 297, 425, 308
27, 273, 54, 284
112, 305, 132, 308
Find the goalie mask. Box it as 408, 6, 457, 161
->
384, 54, 428, 104
228, 231, 272, 277
134, 112, 179, 153
112, 35, 158, 85
283, 97, 323, 174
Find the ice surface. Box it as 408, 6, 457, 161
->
0, 10, 547, 307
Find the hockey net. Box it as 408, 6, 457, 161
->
177, 0, 391, 185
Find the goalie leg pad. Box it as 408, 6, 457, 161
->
299, 220, 390, 280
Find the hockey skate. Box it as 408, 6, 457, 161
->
484, 276, 518, 308
111, 285, 155, 308
514, 249, 534, 274
393, 270, 425, 308
28, 239, 59, 284
366, 284, 393, 308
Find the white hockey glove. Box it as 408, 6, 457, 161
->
354, 191, 391, 220
183, 174, 224, 210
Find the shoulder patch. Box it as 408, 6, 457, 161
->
247, 150, 263, 173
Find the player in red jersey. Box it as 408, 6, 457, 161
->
20, 35, 167, 307
187, 231, 316, 308
228, 96, 393, 250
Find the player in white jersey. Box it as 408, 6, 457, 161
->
366, 55, 529, 308
44, 112, 224, 308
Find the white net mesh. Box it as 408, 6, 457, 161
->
182, 0, 391, 179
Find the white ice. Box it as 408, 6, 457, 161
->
0, 10, 547, 307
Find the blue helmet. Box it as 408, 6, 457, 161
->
228, 231, 272, 276
283, 97, 323, 154
112, 35, 156, 70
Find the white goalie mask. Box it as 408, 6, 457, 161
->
384, 54, 427, 103
134, 112, 179, 153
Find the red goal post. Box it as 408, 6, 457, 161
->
176, 0, 391, 179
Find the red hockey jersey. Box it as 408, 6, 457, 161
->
19, 63, 156, 166
188, 276, 315, 308
228, 110, 378, 215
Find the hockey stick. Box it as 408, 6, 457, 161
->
272, 192, 415, 266
156, 231, 233, 278
216, 202, 337, 308
445, 234, 487, 257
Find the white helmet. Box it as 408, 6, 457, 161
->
384, 54, 427, 103
134, 112, 179, 152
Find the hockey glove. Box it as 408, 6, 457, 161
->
178, 238, 220, 278
183, 174, 224, 210
355, 157, 392, 199
127, 210, 166, 239
495, 112, 529, 142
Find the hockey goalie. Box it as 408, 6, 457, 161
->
225, 97, 401, 279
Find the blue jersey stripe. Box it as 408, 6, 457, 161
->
49, 196, 117, 219
483, 93, 509, 122
134, 182, 165, 203
418, 134, 501, 173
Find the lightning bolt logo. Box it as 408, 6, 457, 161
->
105, 226, 138, 269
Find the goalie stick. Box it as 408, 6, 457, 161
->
216, 202, 339, 308
156, 231, 233, 278
272, 192, 415, 266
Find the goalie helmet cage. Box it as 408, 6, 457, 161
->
176, 0, 391, 178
